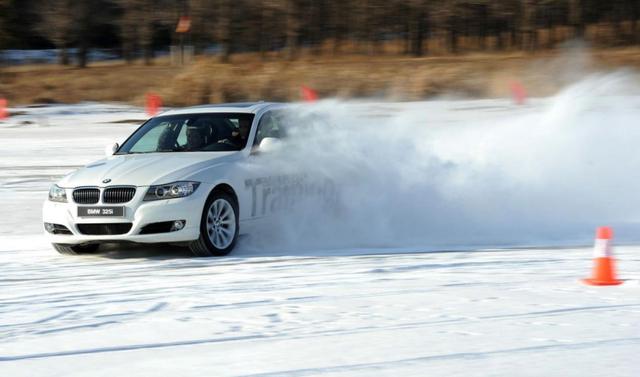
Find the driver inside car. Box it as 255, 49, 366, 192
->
221, 117, 251, 148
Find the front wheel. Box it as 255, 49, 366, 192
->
53, 243, 100, 255
188, 191, 239, 257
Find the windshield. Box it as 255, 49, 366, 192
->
116, 113, 255, 154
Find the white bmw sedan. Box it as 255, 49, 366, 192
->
43, 102, 299, 256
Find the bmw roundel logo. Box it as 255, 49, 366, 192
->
102, 178, 112, 184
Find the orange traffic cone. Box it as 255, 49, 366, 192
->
582, 226, 622, 286
145, 93, 162, 116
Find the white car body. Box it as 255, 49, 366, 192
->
42, 102, 298, 255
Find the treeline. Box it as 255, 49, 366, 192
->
1, 0, 639, 67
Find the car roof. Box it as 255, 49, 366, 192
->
159, 102, 285, 117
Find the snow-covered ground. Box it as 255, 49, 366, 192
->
1, 96, 639, 376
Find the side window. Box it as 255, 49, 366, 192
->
254, 111, 285, 147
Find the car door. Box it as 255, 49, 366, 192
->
239, 109, 290, 221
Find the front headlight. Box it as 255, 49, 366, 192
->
48, 184, 67, 203
144, 181, 200, 201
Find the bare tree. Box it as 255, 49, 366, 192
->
633, 0, 640, 44
119, 0, 140, 63
407, 0, 429, 56
569, 0, 584, 38
284, 0, 300, 60
119, 0, 172, 65
0, 0, 8, 49
218, 0, 233, 62
259, 1, 278, 59
520, 0, 537, 51
38, 0, 74, 65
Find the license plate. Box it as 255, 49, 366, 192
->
77, 206, 124, 217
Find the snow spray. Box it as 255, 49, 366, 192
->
242, 72, 640, 253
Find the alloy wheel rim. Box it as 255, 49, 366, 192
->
206, 198, 236, 249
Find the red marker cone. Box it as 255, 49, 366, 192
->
146, 93, 162, 116
510, 81, 527, 105
582, 226, 623, 286
0, 98, 8, 120
301, 85, 318, 102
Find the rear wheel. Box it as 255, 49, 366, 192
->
188, 191, 238, 257
53, 243, 100, 255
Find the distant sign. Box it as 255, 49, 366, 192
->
176, 16, 191, 33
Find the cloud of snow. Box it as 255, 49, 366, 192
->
242, 72, 640, 252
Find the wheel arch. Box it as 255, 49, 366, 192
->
209, 183, 238, 209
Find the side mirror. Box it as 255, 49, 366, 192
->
257, 137, 281, 153
105, 142, 119, 156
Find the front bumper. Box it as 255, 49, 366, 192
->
42, 187, 205, 245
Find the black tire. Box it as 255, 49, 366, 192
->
53, 243, 100, 255
188, 190, 239, 257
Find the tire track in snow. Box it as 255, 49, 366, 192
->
0, 335, 269, 362
2, 303, 637, 362
239, 337, 640, 377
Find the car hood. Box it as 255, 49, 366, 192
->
58, 152, 239, 188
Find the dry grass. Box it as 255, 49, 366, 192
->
0, 59, 181, 105
1, 47, 640, 106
